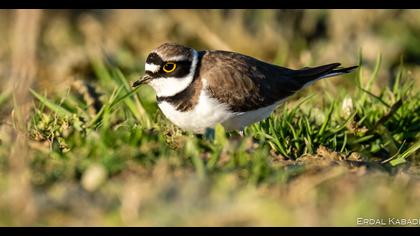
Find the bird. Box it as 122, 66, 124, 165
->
132, 43, 358, 134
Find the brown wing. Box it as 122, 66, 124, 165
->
200, 50, 342, 112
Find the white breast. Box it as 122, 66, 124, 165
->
158, 88, 285, 133
158, 88, 234, 133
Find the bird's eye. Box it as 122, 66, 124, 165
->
162, 62, 177, 73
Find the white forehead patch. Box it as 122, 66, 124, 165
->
145, 63, 160, 73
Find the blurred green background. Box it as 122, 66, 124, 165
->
0, 10, 419, 226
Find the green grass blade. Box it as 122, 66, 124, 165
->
389, 141, 420, 166
318, 102, 334, 137
367, 52, 382, 91
30, 89, 72, 117
112, 69, 151, 128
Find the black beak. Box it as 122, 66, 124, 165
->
132, 74, 153, 88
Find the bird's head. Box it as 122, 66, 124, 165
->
133, 43, 199, 97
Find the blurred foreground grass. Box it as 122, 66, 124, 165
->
0, 9, 419, 226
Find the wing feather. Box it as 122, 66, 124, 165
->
201, 50, 300, 112
200, 50, 352, 112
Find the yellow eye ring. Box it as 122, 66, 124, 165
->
163, 62, 177, 73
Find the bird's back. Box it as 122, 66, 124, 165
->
198, 50, 311, 112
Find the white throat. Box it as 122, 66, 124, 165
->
148, 49, 199, 97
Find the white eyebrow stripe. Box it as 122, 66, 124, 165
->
166, 55, 188, 61
145, 63, 160, 73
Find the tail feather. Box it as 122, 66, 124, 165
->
293, 63, 359, 87
330, 65, 359, 74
